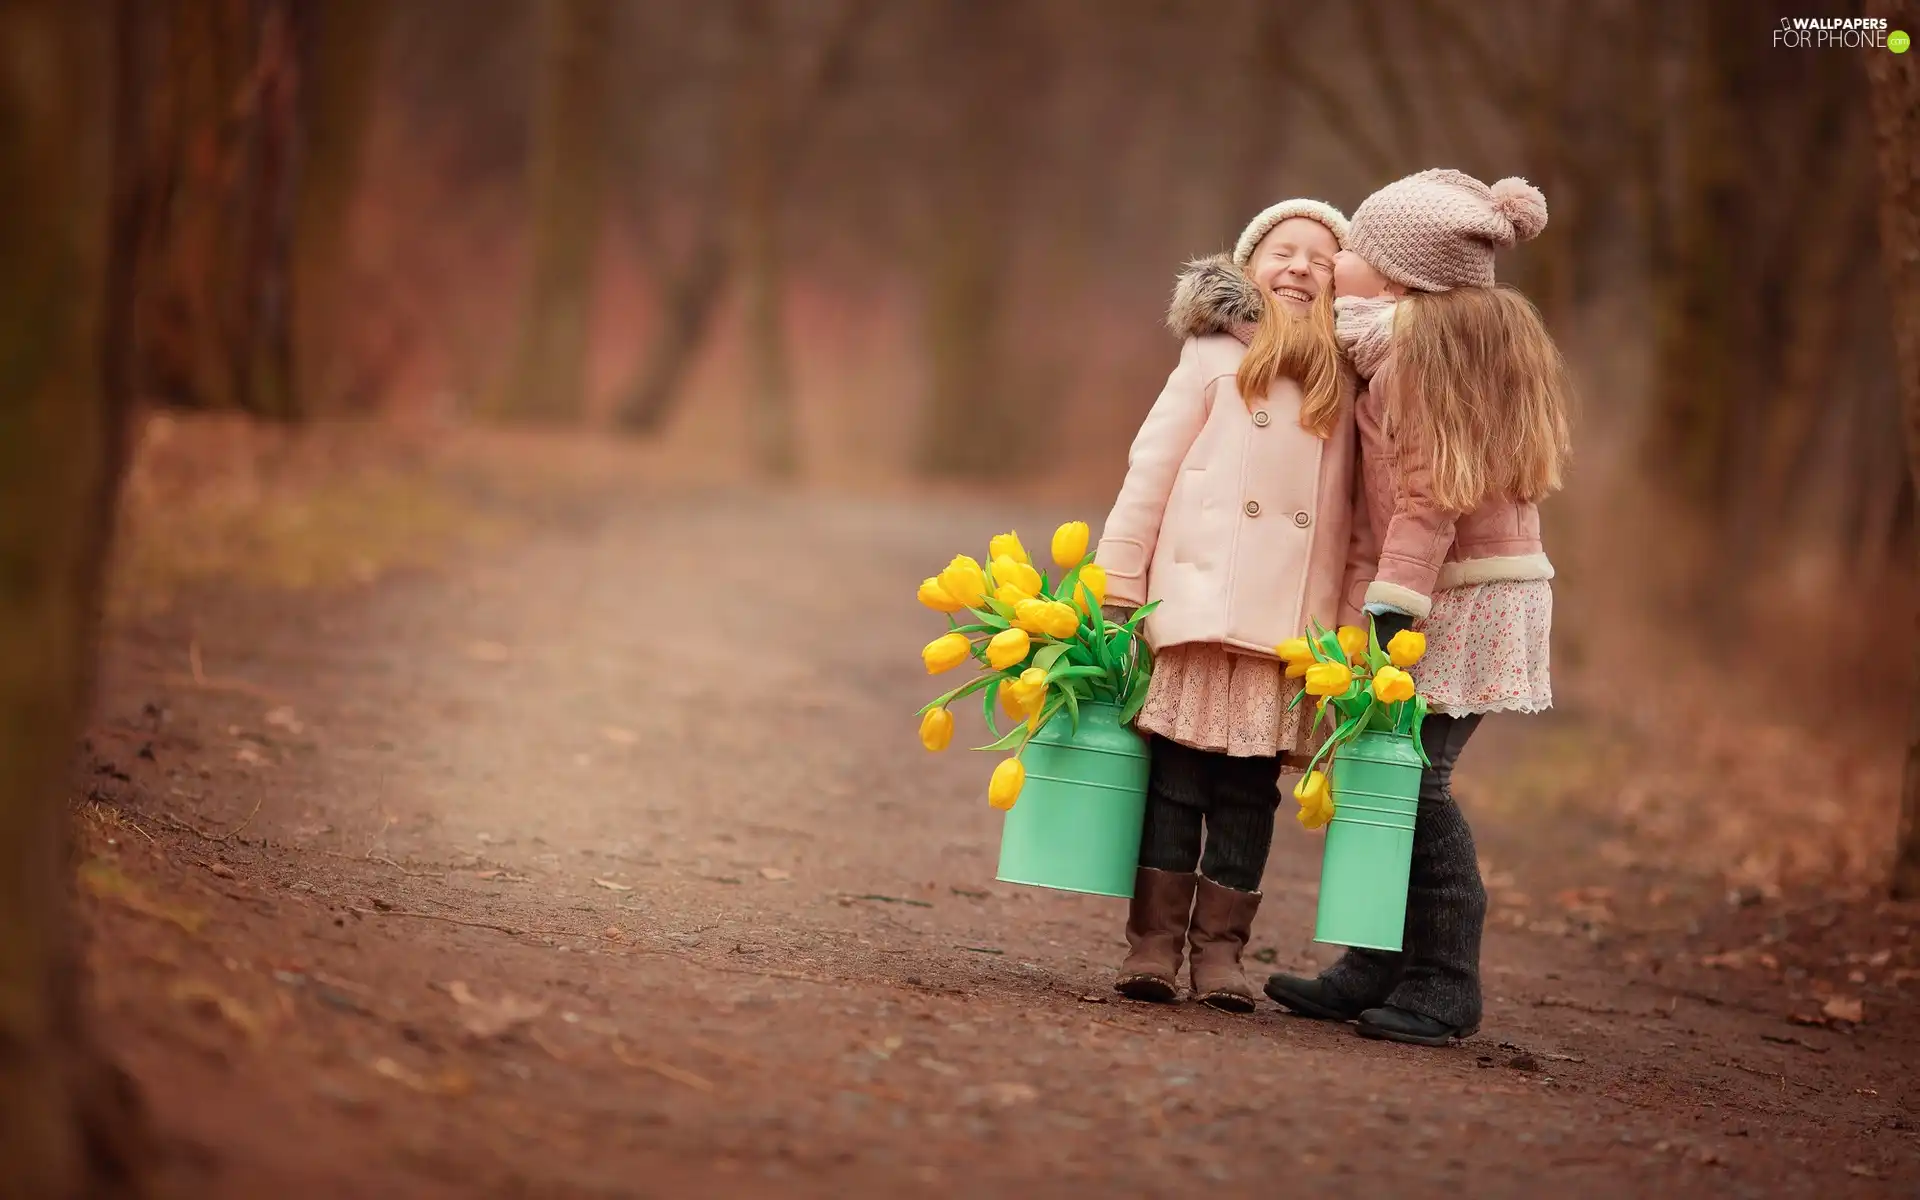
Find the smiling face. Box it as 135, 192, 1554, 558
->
1333, 247, 1401, 299
1246, 217, 1339, 314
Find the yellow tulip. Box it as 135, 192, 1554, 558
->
1303, 661, 1354, 697
918, 577, 965, 613
988, 757, 1025, 810
1012, 597, 1051, 634
985, 627, 1031, 670
919, 708, 954, 751
922, 632, 972, 675
1372, 665, 1416, 703
991, 556, 1042, 599
1294, 771, 1334, 830
1387, 629, 1427, 668
1074, 562, 1108, 611
1285, 658, 1313, 680
1002, 666, 1047, 721
1050, 521, 1090, 568
1336, 625, 1369, 662
989, 531, 1029, 565
937, 556, 987, 608
1275, 637, 1313, 665
1037, 601, 1080, 639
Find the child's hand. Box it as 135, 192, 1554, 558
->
1369, 610, 1416, 648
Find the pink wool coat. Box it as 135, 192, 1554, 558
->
1096, 258, 1367, 655
1351, 358, 1553, 620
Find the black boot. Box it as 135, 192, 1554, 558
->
1262, 973, 1371, 1022
1355, 1005, 1479, 1046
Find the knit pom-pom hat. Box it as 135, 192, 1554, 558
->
1231, 198, 1351, 267
1346, 169, 1548, 291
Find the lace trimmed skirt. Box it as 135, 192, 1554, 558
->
1417, 579, 1554, 716
1134, 642, 1316, 759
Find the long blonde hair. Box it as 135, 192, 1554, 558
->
1235, 286, 1343, 438
1388, 285, 1572, 511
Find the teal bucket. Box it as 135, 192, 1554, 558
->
995, 701, 1150, 898
1314, 730, 1424, 951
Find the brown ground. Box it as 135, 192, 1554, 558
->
76, 469, 1920, 1198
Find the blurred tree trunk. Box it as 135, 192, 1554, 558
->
134, 0, 303, 420
494, 0, 613, 421
732, 0, 796, 477
1643, 0, 1751, 513
1865, 0, 1920, 897
914, 0, 1030, 479
615, 218, 731, 434
290, 0, 388, 416
615, 0, 871, 440
0, 0, 152, 1191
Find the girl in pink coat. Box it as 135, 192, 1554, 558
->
1095, 199, 1365, 1011
1264, 169, 1573, 1045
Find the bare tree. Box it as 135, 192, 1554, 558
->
1865, 0, 1920, 896
615, 0, 872, 444
0, 0, 153, 1190
494, 0, 614, 421
291, 0, 390, 415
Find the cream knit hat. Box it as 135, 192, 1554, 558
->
1346, 169, 1549, 291
1231, 198, 1351, 267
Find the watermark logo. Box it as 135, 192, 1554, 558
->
1772, 15, 1902, 50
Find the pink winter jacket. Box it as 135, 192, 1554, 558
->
1095, 258, 1366, 655
1351, 357, 1554, 621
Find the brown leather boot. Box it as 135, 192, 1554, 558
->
1188, 876, 1262, 1013
1114, 867, 1198, 1002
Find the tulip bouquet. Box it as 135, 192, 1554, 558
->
916, 522, 1157, 811
1278, 619, 1431, 830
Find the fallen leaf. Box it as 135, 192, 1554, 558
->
759, 867, 791, 881
983, 1082, 1038, 1106
446, 981, 547, 1039
263, 706, 305, 734
465, 641, 511, 663
1822, 995, 1864, 1025
170, 979, 263, 1043
370, 1056, 472, 1096
203, 861, 235, 879
1846, 1164, 1882, 1179
592, 878, 632, 892
234, 746, 269, 767
600, 727, 638, 745
610, 1040, 714, 1091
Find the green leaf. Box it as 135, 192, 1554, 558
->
1033, 643, 1070, 674
1286, 688, 1306, 712
966, 607, 1010, 630
1364, 615, 1390, 673
1411, 695, 1432, 766
1119, 670, 1152, 724
916, 672, 999, 715
973, 720, 1034, 753
1059, 681, 1081, 731
1315, 626, 1346, 666
1046, 664, 1107, 683
947, 623, 1000, 636
982, 678, 1002, 737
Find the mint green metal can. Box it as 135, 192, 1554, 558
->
995, 701, 1150, 898
1314, 730, 1423, 951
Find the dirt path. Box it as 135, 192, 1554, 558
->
79, 488, 1920, 1197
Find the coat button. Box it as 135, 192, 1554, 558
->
1252, 410, 1270, 427
1293, 510, 1312, 528
1244, 500, 1261, 518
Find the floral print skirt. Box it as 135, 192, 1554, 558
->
1417, 579, 1554, 716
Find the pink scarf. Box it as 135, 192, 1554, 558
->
1334, 296, 1398, 382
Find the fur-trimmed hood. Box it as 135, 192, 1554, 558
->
1165, 255, 1263, 342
